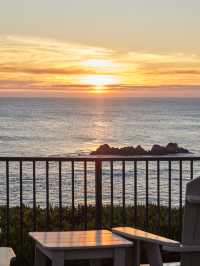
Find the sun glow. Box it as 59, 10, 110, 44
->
93, 85, 107, 93
83, 59, 115, 69
1, 36, 200, 97
80, 75, 119, 86
79, 59, 121, 92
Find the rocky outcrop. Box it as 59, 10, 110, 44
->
90, 143, 189, 156
150, 143, 189, 155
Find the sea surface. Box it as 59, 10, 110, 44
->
0, 97, 200, 208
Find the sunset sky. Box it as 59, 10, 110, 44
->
0, 0, 200, 97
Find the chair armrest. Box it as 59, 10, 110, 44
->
163, 244, 200, 253
186, 195, 200, 204
112, 227, 179, 247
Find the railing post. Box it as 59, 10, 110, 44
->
95, 159, 102, 229
6, 160, 10, 246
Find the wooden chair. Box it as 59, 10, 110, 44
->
0, 247, 15, 266
112, 176, 200, 266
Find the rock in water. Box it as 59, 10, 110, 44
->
135, 145, 148, 155
151, 144, 168, 155
166, 143, 179, 154
91, 143, 190, 156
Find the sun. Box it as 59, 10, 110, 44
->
78, 58, 121, 92
79, 75, 119, 93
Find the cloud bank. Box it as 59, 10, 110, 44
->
0, 35, 200, 96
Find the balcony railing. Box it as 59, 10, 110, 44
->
0, 155, 200, 265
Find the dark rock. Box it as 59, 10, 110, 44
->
151, 144, 167, 155
90, 144, 112, 155
178, 147, 189, 153
90, 143, 190, 156
135, 145, 148, 155
166, 143, 179, 154
120, 146, 136, 155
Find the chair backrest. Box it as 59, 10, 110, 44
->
181, 176, 200, 266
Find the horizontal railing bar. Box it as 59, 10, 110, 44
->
0, 155, 198, 161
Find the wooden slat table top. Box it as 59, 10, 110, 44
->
0, 247, 15, 266
112, 227, 179, 247
29, 230, 133, 250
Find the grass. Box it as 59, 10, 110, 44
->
0, 205, 181, 266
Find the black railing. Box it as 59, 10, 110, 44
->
0, 155, 200, 265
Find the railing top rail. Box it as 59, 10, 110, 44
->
0, 154, 199, 161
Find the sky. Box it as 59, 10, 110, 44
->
0, 0, 200, 97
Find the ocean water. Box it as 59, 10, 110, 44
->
0, 97, 200, 207
0, 97, 200, 156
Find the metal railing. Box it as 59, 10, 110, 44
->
0, 155, 199, 265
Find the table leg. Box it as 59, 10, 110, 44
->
34, 247, 46, 266
144, 243, 163, 266
90, 259, 102, 266
52, 258, 64, 266
126, 247, 133, 266
124, 242, 140, 266
114, 247, 126, 266
133, 240, 140, 266
126, 246, 136, 266
52, 251, 65, 266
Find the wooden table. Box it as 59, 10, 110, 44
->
29, 230, 133, 266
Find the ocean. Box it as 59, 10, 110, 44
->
0, 97, 200, 207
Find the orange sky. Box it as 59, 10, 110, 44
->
0, 35, 200, 97
1, 1, 200, 97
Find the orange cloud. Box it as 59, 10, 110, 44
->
0, 65, 96, 75
0, 35, 200, 96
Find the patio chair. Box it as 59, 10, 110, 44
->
0, 247, 15, 266
112, 176, 200, 266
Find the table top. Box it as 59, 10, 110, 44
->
0, 247, 15, 266
29, 230, 133, 250
112, 227, 179, 246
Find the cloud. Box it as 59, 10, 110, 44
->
0, 35, 200, 96
0, 65, 96, 75
143, 69, 200, 76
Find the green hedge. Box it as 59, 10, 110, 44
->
0, 205, 181, 266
